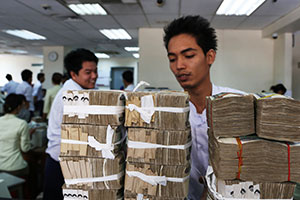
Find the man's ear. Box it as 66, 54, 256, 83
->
70, 71, 77, 80
206, 49, 216, 65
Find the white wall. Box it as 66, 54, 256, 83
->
273, 33, 293, 94
97, 57, 138, 89
0, 54, 43, 86
139, 28, 274, 93
292, 32, 300, 99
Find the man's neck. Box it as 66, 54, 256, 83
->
188, 81, 212, 114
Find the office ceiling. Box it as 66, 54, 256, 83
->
0, 0, 300, 57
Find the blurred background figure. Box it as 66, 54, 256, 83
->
270, 83, 287, 95
17, 94, 31, 123
33, 73, 45, 117
122, 70, 134, 91
43, 72, 62, 121
16, 69, 34, 120
0, 93, 31, 177
61, 74, 68, 85
1, 74, 19, 95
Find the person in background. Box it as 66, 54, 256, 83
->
163, 15, 245, 199
43, 72, 62, 121
61, 74, 69, 85
0, 93, 31, 177
270, 83, 286, 95
16, 69, 34, 120
32, 73, 45, 116
43, 48, 98, 200
122, 70, 134, 91
1, 74, 19, 95
17, 94, 31, 123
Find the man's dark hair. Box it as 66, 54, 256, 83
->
163, 15, 217, 55
122, 70, 133, 83
37, 72, 45, 80
21, 69, 33, 82
270, 83, 287, 94
6, 74, 12, 81
64, 48, 98, 77
52, 72, 63, 85
4, 93, 23, 113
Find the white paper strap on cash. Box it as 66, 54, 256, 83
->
64, 105, 124, 118
126, 171, 189, 186
127, 140, 192, 150
64, 171, 124, 185
137, 193, 149, 200
126, 94, 189, 124
61, 125, 125, 159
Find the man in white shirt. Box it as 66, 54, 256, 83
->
15, 69, 34, 119
32, 72, 45, 116
42, 72, 62, 121
163, 16, 244, 199
1, 74, 19, 95
122, 70, 134, 91
43, 48, 98, 200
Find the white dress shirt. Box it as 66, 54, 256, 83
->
1, 80, 19, 95
32, 80, 43, 101
188, 84, 245, 200
16, 81, 34, 111
124, 84, 134, 91
46, 79, 83, 161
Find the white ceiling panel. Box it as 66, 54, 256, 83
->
114, 14, 149, 29
253, 0, 300, 16
147, 14, 178, 27
211, 16, 247, 29
17, 0, 75, 17
76, 30, 106, 40
102, 3, 143, 14
82, 15, 120, 29
140, 0, 180, 14
180, 0, 222, 16
237, 16, 280, 29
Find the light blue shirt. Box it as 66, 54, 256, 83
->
16, 81, 34, 111
46, 79, 83, 161
32, 80, 43, 101
1, 80, 19, 95
188, 84, 246, 200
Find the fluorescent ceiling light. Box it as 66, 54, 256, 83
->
133, 53, 139, 58
3, 30, 46, 40
95, 53, 110, 58
216, 0, 266, 16
68, 3, 107, 15
7, 49, 28, 54
124, 47, 139, 52
100, 29, 132, 40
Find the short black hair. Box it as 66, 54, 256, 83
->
4, 93, 23, 113
37, 72, 45, 80
122, 70, 133, 83
21, 69, 33, 82
270, 83, 287, 94
52, 72, 63, 85
6, 74, 12, 81
64, 48, 98, 77
163, 15, 217, 55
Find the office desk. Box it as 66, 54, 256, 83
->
0, 172, 25, 198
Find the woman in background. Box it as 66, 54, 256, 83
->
0, 93, 31, 177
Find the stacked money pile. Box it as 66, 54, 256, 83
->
60, 90, 126, 199
206, 93, 255, 138
256, 94, 300, 142
206, 166, 296, 199
207, 93, 300, 199
124, 91, 191, 199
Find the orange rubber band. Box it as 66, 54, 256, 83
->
236, 138, 243, 179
